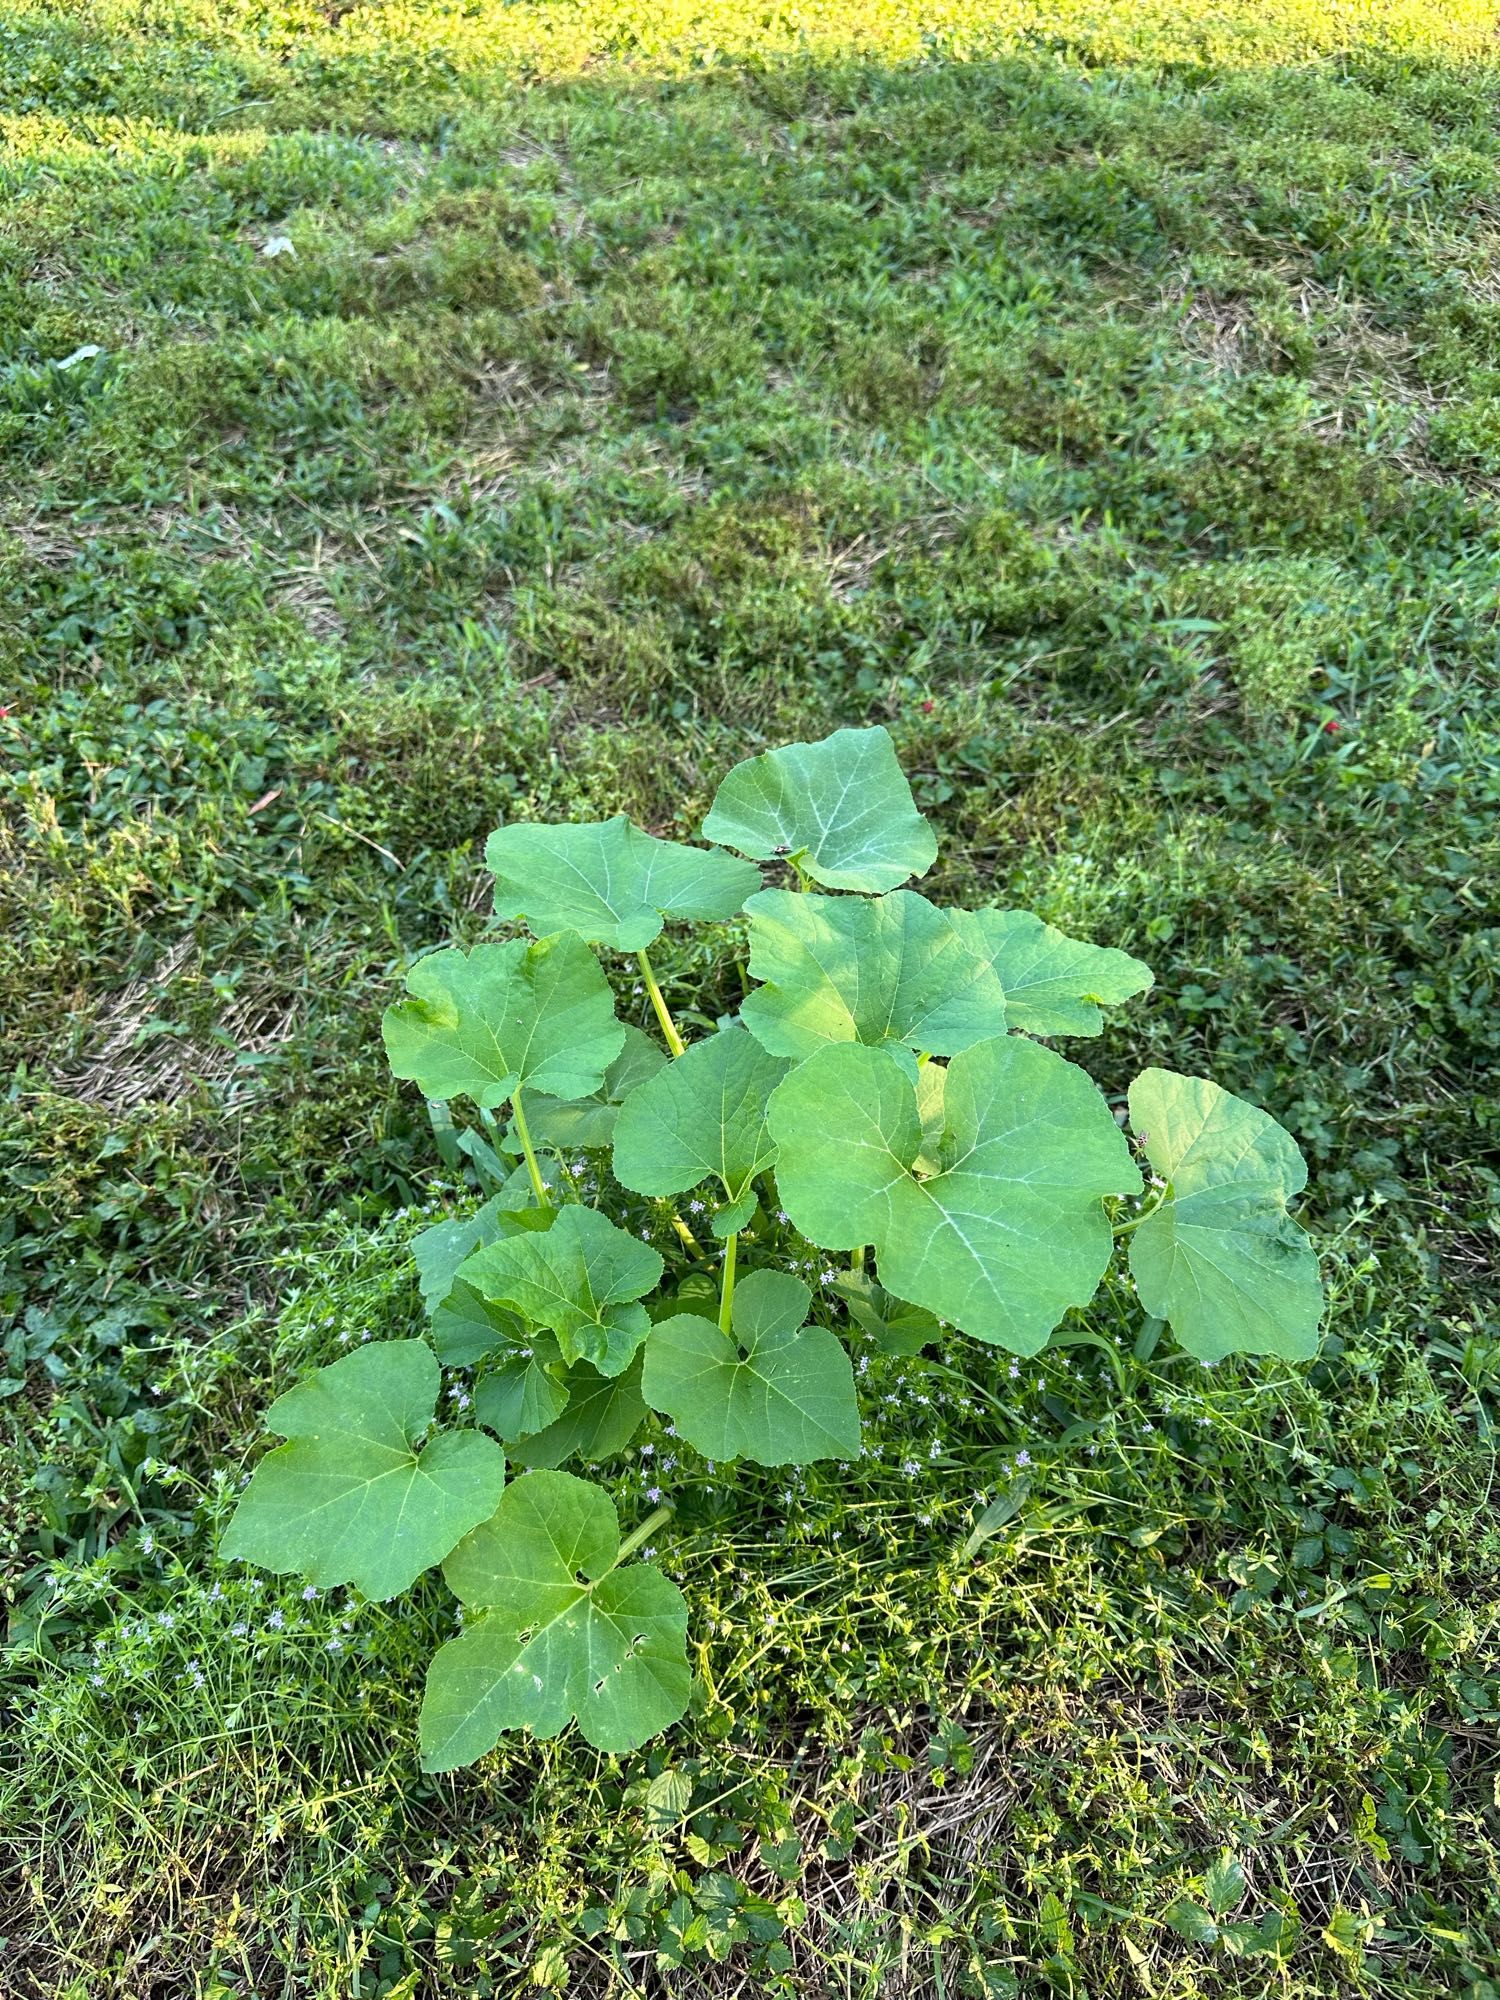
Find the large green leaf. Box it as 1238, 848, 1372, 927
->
420, 1471, 690, 1768
1127, 1069, 1323, 1361
459, 1205, 664, 1376
516, 1026, 667, 1153
702, 725, 937, 893
382, 934, 623, 1109
611, 1026, 787, 1229
643, 1270, 859, 1465
507, 1354, 648, 1468
950, 908, 1153, 1036
767, 1037, 1140, 1354
739, 889, 1007, 1061
486, 815, 760, 951
221, 1341, 506, 1600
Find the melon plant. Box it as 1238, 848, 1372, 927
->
224, 726, 1324, 1769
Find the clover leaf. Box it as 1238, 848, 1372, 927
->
458, 1205, 664, 1376
485, 814, 760, 951
950, 908, 1153, 1036
643, 1269, 859, 1465
382, 933, 623, 1110
1127, 1068, 1323, 1360
739, 888, 1007, 1062
767, 1037, 1141, 1354
611, 1025, 787, 1235
419, 1471, 690, 1768
222, 1341, 506, 1601
702, 724, 937, 892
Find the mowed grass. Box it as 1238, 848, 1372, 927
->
2, 3, 1498, 1995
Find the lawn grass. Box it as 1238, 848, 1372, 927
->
2, 2, 1498, 1994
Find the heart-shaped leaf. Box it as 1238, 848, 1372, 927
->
767, 1037, 1141, 1354
507, 1354, 648, 1468
611, 1025, 787, 1223
739, 888, 1007, 1061
486, 815, 761, 951
702, 725, 937, 893
1127, 1069, 1322, 1360
950, 909, 1153, 1036
516, 1026, 667, 1153
459, 1205, 664, 1376
420, 1471, 690, 1768
383, 934, 623, 1109
222, 1341, 506, 1600
643, 1269, 860, 1465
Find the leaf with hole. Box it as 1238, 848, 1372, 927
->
739, 890, 1007, 1061
222, 1341, 506, 1600
420, 1471, 690, 1767
611, 1025, 787, 1229
382, 934, 623, 1109
486, 815, 760, 951
1128, 1069, 1323, 1360
459, 1204, 664, 1376
643, 1270, 859, 1464
703, 725, 936, 892
950, 908, 1153, 1036
768, 1036, 1140, 1354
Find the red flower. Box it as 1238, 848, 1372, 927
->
1324, 719, 1340, 734
921, 699, 934, 713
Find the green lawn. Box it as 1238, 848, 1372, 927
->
3, 2, 1498, 1994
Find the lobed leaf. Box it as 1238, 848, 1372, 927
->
222, 1341, 506, 1601
643, 1269, 859, 1465
739, 889, 1007, 1061
950, 908, 1153, 1036
382, 934, 623, 1109
702, 724, 937, 893
459, 1204, 664, 1376
611, 1025, 787, 1221
473, 1331, 571, 1441
486, 814, 760, 951
507, 1354, 648, 1468
768, 1037, 1141, 1354
420, 1471, 690, 1768
1127, 1069, 1323, 1360
516, 1025, 666, 1153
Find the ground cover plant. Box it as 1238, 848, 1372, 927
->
2, 0, 1498, 1994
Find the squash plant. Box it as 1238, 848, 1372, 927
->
224, 726, 1324, 1770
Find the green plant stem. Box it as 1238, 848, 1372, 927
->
670, 1209, 703, 1255
719, 1230, 737, 1332
851, 1244, 866, 1274
510, 1089, 552, 1211
614, 1503, 674, 1568
637, 948, 687, 1057
1112, 1189, 1166, 1238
